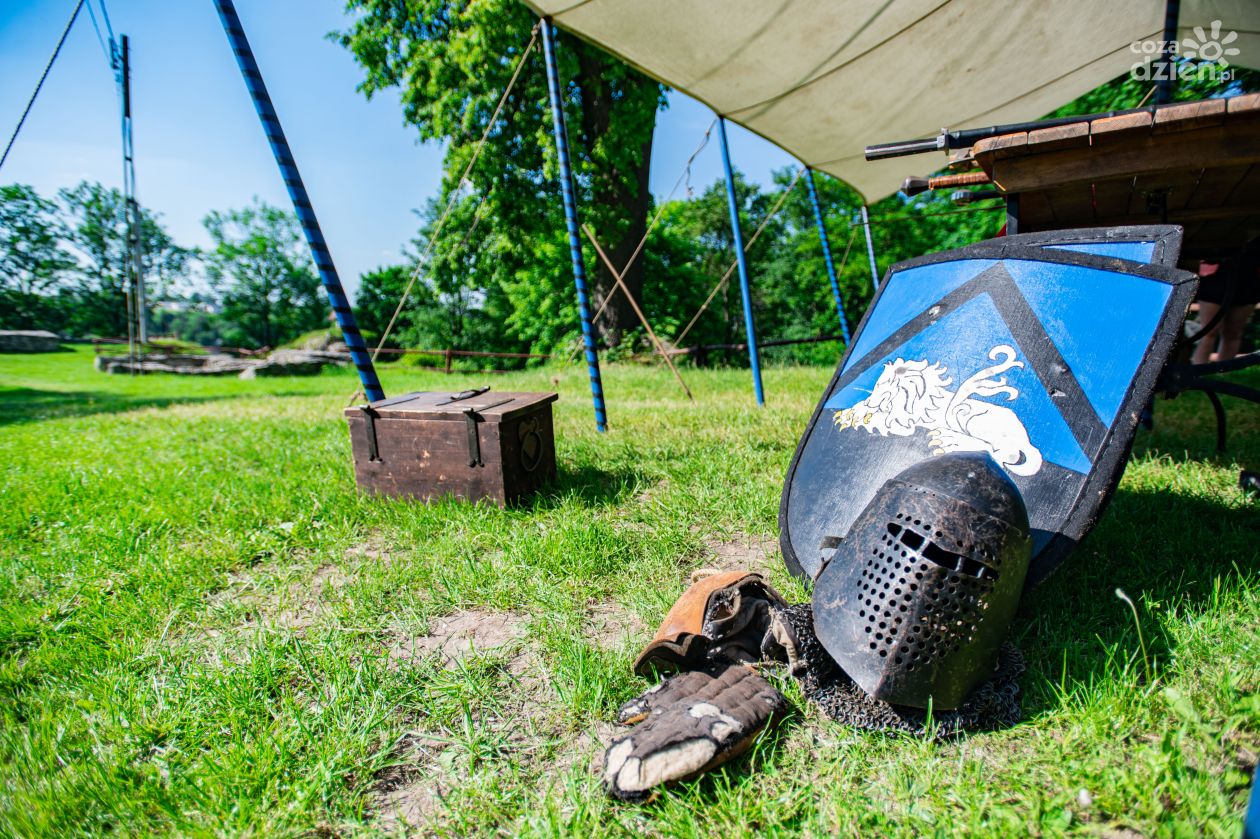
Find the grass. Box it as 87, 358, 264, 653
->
0, 346, 1257, 837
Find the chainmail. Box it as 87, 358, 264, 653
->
775, 603, 1025, 739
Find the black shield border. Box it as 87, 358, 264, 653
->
778, 233, 1198, 590
1000, 224, 1184, 268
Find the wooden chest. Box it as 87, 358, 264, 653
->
343, 388, 558, 504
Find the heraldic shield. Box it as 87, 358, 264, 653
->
780, 229, 1197, 589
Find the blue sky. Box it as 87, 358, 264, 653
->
0, 0, 795, 297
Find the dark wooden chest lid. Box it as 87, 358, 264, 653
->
343, 389, 558, 423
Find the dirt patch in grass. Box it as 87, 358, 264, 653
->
635, 476, 671, 504
386, 609, 532, 671
370, 733, 449, 832
559, 719, 623, 778
370, 606, 639, 830
371, 716, 621, 832
697, 532, 779, 578
268, 563, 349, 630
206, 561, 349, 633
584, 600, 649, 652
343, 532, 395, 566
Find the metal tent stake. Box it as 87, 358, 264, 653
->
805, 168, 850, 345
717, 117, 764, 406
860, 204, 879, 292
541, 19, 608, 432
213, 0, 384, 402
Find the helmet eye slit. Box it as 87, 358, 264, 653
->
887, 522, 997, 581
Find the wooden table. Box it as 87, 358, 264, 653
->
968, 94, 1260, 260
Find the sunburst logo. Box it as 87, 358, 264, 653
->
1182, 20, 1241, 67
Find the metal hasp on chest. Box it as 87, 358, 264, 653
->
344, 389, 559, 505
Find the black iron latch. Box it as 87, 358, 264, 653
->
463, 409, 483, 467
460, 397, 514, 468
359, 405, 382, 462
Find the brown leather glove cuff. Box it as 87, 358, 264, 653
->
632, 571, 788, 677
630, 564, 786, 675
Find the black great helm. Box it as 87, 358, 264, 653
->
811, 452, 1032, 710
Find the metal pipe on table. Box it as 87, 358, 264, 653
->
864, 106, 1161, 161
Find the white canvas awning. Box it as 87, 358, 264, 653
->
523, 0, 1260, 201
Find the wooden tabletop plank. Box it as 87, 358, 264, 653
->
1087, 110, 1153, 141
1226, 92, 1260, 116
1153, 98, 1226, 134
1026, 121, 1090, 152
971, 131, 1029, 161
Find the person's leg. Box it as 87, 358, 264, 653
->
1216, 303, 1255, 361
1193, 302, 1223, 364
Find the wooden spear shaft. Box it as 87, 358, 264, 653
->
581, 224, 694, 402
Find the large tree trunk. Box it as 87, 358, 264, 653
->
576, 52, 655, 349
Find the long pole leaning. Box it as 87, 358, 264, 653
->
805, 169, 850, 345
717, 117, 764, 406
213, 0, 384, 402
541, 19, 608, 432
860, 204, 880, 292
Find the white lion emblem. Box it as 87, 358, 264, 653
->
834, 344, 1043, 477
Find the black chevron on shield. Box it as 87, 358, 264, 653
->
834, 263, 1109, 457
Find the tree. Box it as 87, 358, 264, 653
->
0, 184, 74, 330
149, 293, 231, 348
336, 0, 665, 350
1048, 65, 1260, 117
354, 264, 415, 345
203, 200, 326, 349
58, 181, 190, 338
642, 173, 788, 360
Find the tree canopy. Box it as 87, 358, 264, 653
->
203, 200, 327, 349
337, 0, 665, 351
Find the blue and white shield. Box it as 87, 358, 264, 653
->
779, 230, 1196, 588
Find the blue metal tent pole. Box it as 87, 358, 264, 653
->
860, 204, 880, 292
213, 0, 384, 402
804, 168, 850, 345
717, 117, 765, 406
1154, 0, 1180, 105
541, 19, 607, 432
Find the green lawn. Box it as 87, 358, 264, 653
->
1, 346, 1257, 837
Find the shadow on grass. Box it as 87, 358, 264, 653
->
1018, 479, 1260, 715
1135, 381, 1260, 465
525, 463, 648, 510
0, 386, 235, 427
0, 344, 76, 355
